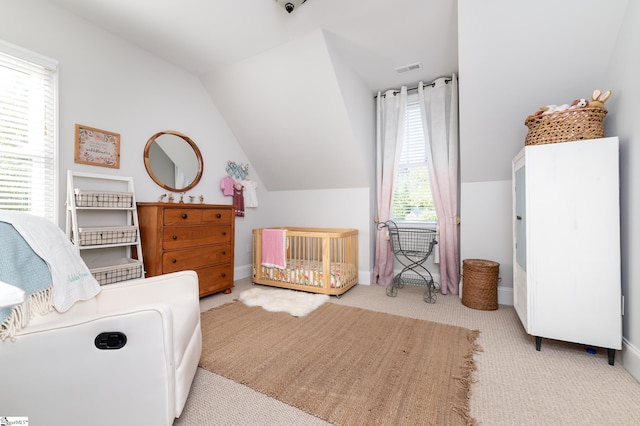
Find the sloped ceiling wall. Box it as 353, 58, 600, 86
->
201, 29, 370, 191
458, 0, 629, 183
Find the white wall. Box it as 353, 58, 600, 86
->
199, 28, 377, 282
458, 0, 627, 184
324, 29, 377, 283
0, 0, 378, 288
201, 29, 368, 192
0, 0, 263, 271
605, 0, 640, 382
260, 188, 372, 284
458, 0, 627, 294
460, 181, 513, 305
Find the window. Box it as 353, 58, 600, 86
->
391, 96, 436, 223
0, 41, 57, 223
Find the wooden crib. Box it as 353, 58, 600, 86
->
252, 227, 359, 296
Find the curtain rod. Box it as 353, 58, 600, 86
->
374, 77, 452, 99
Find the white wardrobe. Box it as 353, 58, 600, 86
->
512, 137, 622, 365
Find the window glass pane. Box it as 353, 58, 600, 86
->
0, 43, 57, 222
391, 100, 436, 223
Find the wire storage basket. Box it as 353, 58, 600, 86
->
461, 259, 500, 311
76, 225, 138, 246
90, 258, 143, 285
74, 189, 134, 208
379, 220, 438, 303
524, 107, 607, 146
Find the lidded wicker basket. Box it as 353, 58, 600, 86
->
461, 259, 500, 311
524, 107, 607, 146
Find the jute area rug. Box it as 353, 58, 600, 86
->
199, 302, 480, 426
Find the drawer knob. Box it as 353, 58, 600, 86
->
172, 259, 177, 263
172, 235, 178, 240
182, 213, 188, 219
222, 251, 226, 256
222, 232, 227, 236
216, 213, 222, 218
221, 273, 226, 278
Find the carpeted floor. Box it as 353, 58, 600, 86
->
199, 301, 480, 425
175, 278, 640, 425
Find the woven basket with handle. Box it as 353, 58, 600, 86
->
462, 259, 500, 311
524, 107, 607, 146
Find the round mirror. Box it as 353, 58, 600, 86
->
143, 130, 203, 193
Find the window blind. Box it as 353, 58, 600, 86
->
0, 44, 57, 222
391, 99, 436, 223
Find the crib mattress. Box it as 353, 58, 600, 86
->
261, 260, 356, 289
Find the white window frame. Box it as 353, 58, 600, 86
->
0, 40, 59, 224
391, 92, 436, 227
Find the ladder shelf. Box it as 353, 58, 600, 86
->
66, 170, 144, 285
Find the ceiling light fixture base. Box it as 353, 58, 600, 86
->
275, 0, 307, 14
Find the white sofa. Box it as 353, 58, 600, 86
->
0, 270, 202, 426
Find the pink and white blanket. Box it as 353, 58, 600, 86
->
261, 228, 287, 269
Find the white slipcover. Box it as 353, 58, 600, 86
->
0, 270, 202, 426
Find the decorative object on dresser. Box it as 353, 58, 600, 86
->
252, 227, 358, 297
66, 170, 144, 285
137, 203, 235, 297
512, 136, 621, 365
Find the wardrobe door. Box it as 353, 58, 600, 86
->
512, 152, 528, 329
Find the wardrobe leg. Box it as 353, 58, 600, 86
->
535, 336, 542, 351
607, 348, 615, 366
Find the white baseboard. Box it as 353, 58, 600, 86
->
498, 286, 514, 306
622, 338, 640, 382
459, 280, 514, 306
235, 264, 252, 281
239, 264, 513, 305
359, 270, 371, 285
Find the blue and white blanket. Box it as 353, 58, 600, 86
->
0, 210, 101, 340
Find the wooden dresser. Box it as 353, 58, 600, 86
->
136, 202, 235, 297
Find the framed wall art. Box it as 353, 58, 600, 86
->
74, 124, 121, 169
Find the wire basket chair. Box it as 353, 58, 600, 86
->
378, 220, 438, 303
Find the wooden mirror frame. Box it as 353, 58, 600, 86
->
143, 130, 204, 193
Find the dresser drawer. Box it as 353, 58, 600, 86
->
202, 208, 233, 224
162, 245, 232, 273
137, 202, 235, 297
163, 209, 203, 225
162, 225, 231, 250
197, 264, 234, 296
164, 208, 232, 226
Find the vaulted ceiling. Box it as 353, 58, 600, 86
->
46, 0, 457, 89
44, 0, 458, 190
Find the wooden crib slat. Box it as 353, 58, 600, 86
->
252, 227, 358, 296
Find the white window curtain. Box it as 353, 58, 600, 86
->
418, 75, 460, 295
373, 87, 407, 286
0, 41, 58, 223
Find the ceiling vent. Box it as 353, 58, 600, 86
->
395, 62, 422, 74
